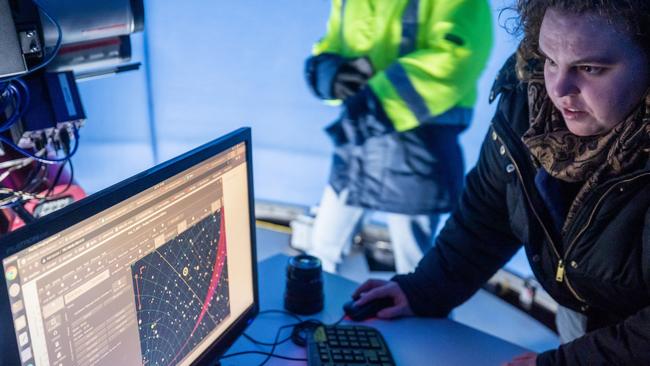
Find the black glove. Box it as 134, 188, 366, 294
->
331, 57, 374, 100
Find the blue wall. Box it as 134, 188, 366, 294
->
73, 1, 530, 275
76, 0, 519, 201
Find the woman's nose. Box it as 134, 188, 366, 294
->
551, 71, 579, 98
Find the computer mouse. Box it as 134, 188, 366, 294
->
343, 297, 394, 321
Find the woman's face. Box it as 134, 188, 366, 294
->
539, 8, 649, 136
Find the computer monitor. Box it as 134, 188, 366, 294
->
0, 127, 259, 366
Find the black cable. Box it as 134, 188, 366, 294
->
258, 309, 304, 322
218, 350, 306, 362
259, 322, 300, 366
243, 309, 344, 346
12, 203, 35, 224
243, 332, 293, 347
224, 309, 347, 365
290, 314, 346, 347
290, 319, 324, 347
241, 309, 304, 346
329, 313, 346, 327
59, 158, 74, 195
18, 161, 43, 193
22, 162, 46, 194
221, 309, 304, 365
45, 160, 67, 197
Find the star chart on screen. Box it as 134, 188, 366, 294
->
131, 208, 230, 366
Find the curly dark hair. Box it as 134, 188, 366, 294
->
507, 0, 650, 59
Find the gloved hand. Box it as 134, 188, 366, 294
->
331, 57, 374, 100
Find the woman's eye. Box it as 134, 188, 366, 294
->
579, 65, 603, 74
544, 58, 557, 68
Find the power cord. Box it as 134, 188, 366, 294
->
219, 309, 347, 365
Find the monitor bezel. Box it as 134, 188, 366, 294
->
0, 127, 259, 366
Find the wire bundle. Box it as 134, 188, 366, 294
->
0, 0, 77, 212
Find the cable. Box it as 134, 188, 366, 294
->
218, 351, 306, 362
0, 158, 33, 184
290, 314, 345, 347
221, 310, 304, 365
222, 309, 347, 365
0, 0, 64, 83
0, 125, 80, 164
0, 0, 71, 211
27, 0, 63, 74
16, 160, 41, 193
0, 157, 33, 170
59, 158, 74, 195
0, 187, 47, 207
0, 79, 30, 133
0, 157, 74, 211
43, 158, 74, 199
331, 313, 346, 326
242, 310, 304, 346
45, 159, 67, 197
258, 309, 304, 322
290, 319, 324, 347
21, 162, 45, 194
258, 322, 299, 366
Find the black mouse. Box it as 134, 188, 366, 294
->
343, 297, 393, 321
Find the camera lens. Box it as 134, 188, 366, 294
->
284, 254, 324, 315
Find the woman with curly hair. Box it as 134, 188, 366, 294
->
350, 1, 650, 364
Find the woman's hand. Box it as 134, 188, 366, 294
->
351, 279, 415, 319
502, 352, 538, 366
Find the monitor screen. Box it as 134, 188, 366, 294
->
0, 128, 258, 366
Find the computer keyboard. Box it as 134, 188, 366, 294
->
307, 324, 396, 366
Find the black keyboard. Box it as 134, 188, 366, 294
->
307, 324, 396, 366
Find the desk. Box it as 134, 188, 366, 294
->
222, 254, 529, 365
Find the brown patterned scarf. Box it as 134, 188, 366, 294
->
522, 74, 650, 233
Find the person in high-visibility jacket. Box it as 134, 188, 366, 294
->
304, 0, 493, 273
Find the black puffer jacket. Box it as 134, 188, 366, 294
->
393, 55, 650, 365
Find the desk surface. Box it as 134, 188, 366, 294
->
222, 254, 528, 365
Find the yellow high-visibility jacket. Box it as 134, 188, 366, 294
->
305, 0, 493, 214
312, 0, 493, 132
